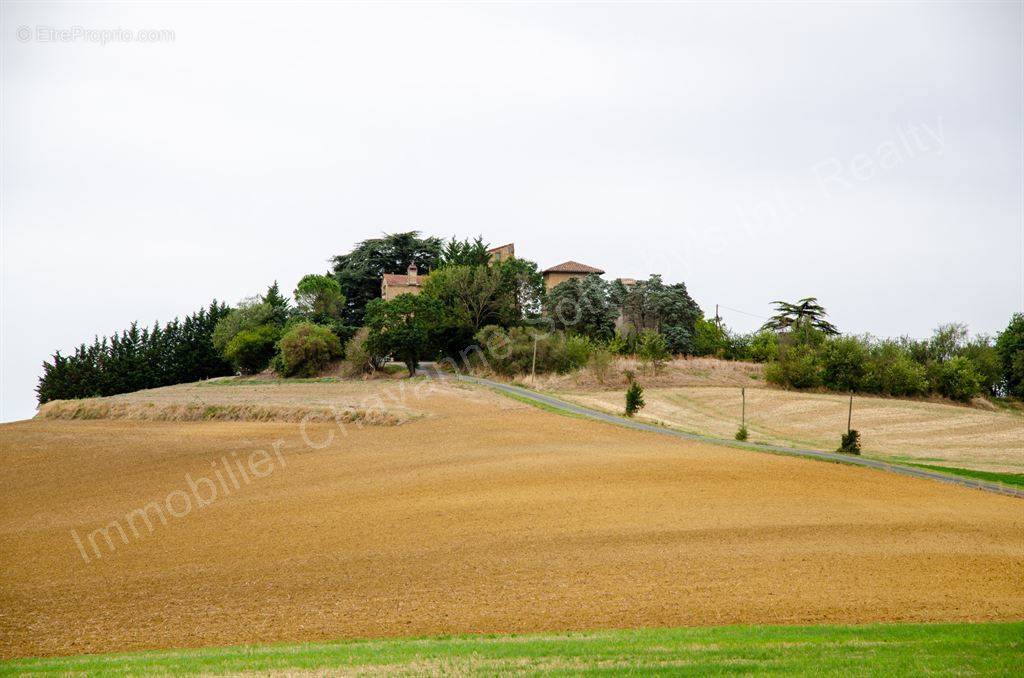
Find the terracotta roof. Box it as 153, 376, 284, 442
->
382, 273, 421, 286
542, 260, 605, 274
487, 243, 514, 253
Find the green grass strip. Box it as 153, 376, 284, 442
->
903, 463, 1024, 488
3, 622, 1022, 676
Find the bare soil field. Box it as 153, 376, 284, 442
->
1, 378, 1022, 659
541, 358, 1024, 473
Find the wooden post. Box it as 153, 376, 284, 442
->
847, 393, 853, 434
741, 387, 746, 427
531, 335, 538, 383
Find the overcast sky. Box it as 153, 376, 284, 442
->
2, 1, 1021, 422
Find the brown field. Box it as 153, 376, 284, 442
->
1, 378, 1023, 659
541, 358, 1024, 473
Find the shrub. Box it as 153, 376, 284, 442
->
223, 324, 280, 374
343, 327, 382, 376
625, 379, 645, 417
637, 330, 670, 373
765, 342, 821, 389
587, 347, 614, 384
931, 356, 982, 402
607, 332, 632, 356
563, 334, 595, 372
837, 429, 861, 455
212, 300, 277, 354
857, 342, 926, 396
748, 330, 779, 363
735, 425, 748, 441
820, 335, 868, 391
996, 313, 1024, 398
276, 322, 342, 377
692, 318, 729, 357
960, 337, 1002, 397
662, 325, 694, 355
474, 326, 591, 376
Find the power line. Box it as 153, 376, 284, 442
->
718, 305, 771, 321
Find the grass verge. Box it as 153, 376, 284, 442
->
903, 463, 1024, 489
2, 622, 1020, 676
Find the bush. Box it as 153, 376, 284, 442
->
474, 326, 591, 376
996, 313, 1024, 398
212, 300, 277, 354
223, 324, 280, 374
837, 429, 861, 455
662, 325, 693, 355
692, 318, 729, 357
587, 347, 614, 384
748, 331, 779, 363
276, 322, 342, 377
820, 335, 868, 391
637, 330, 670, 373
735, 425, 748, 441
960, 338, 1002, 397
765, 342, 821, 389
861, 344, 928, 396
343, 327, 382, 376
931, 356, 982, 402
625, 379, 645, 417
563, 334, 596, 372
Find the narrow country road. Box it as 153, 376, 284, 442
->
419, 365, 1024, 500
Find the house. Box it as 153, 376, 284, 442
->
541, 261, 605, 291
380, 263, 423, 300
487, 243, 515, 263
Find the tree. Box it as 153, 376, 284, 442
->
293, 274, 346, 325
224, 325, 280, 375
996, 313, 1024, 398
617, 275, 702, 338
422, 264, 509, 331
496, 257, 545, 321
364, 294, 443, 377
212, 298, 278, 354
37, 301, 234, 403
927, 323, 968, 363
625, 378, 645, 417
545, 275, 617, 340
440, 235, 491, 267
761, 297, 839, 335
330, 231, 443, 325
261, 281, 291, 326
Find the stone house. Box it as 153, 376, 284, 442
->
380, 263, 423, 300
541, 261, 605, 291
487, 243, 515, 263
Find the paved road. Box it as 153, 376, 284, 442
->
422, 366, 1023, 500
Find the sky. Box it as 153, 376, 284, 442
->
2, 1, 1021, 422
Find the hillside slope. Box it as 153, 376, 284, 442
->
1, 379, 1022, 658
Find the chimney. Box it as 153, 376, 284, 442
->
407, 262, 418, 281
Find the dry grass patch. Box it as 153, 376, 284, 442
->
560, 385, 1024, 473
528, 356, 764, 390
36, 400, 407, 426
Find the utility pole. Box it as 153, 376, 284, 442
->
715, 304, 721, 329
531, 334, 538, 383
847, 393, 853, 434
742, 387, 746, 428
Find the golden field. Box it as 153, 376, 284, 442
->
1, 377, 1022, 658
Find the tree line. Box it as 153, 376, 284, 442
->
36, 302, 233, 403
36, 230, 1024, 407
